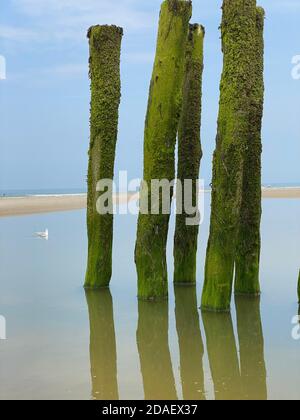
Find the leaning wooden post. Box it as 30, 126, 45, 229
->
135, 0, 192, 300
85, 25, 123, 289
201, 0, 258, 311
174, 24, 205, 285
235, 7, 265, 295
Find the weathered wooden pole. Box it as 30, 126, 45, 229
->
174, 24, 205, 285
85, 289, 119, 400
85, 25, 123, 289
135, 0, 192, 300
235, 7, 265, 295
201, 0, 258, 311
202, 311, 242, 400
174, 286, 205, 399
136, 301, 177, 400
235, 295, 267, 400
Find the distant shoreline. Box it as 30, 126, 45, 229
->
0, 188, 299, 218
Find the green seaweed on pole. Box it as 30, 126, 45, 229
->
235, 7, 265, 296
85, 25, 123, 289
135, 0, 192, 300
201, 0, 258, 312
174, 24, 205, 285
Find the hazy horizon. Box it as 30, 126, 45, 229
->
1, 0, 299, 190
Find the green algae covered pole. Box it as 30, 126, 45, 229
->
85, 25, 123, 289
201, 0, 258, 312
235, 7, 265, 296
174, 24, 205, 285
135, 0, 192, 300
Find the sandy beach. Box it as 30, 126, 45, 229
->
0, 193, 138, 218
261, 187, 300, 199
0, 188, 299, 218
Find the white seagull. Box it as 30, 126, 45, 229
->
35, 229, 49, 240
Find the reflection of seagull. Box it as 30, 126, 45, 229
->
35, 229, 49, 240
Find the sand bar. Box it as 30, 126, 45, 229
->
0, 188, 299, 218
0, 194, 87, 218
261, 187, 300, 199
0, 193, 138, 218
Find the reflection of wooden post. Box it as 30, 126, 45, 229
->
136, 301, 177, 400
174, 24, 205, 285
235, 296, 267, 400
202, 311, 241, 400
201, 0, 258, 311
85, 25, 123, 289
85, 290, 119, 400
174, 286, 205, 400
135, 0, 192, 300
235, 8, 265, 295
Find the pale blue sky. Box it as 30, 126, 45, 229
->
0, 0, 299, 191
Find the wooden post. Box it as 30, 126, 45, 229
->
201, 0, 258, 311
85, 25, 123, 289
235, 7, 265, 295
174, 24, 205, 285
135, 0, 192, 300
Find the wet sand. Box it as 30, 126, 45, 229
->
0, 188, 299, 218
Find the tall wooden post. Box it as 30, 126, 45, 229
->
85, 25, 123, 289
135, 0, 192, 300
174, 24, 205, 285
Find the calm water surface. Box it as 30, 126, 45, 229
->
0, 197, 299, 400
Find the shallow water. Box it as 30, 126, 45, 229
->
0, 196, 299, 400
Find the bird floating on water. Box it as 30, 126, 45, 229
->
35, 229, 49, 240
